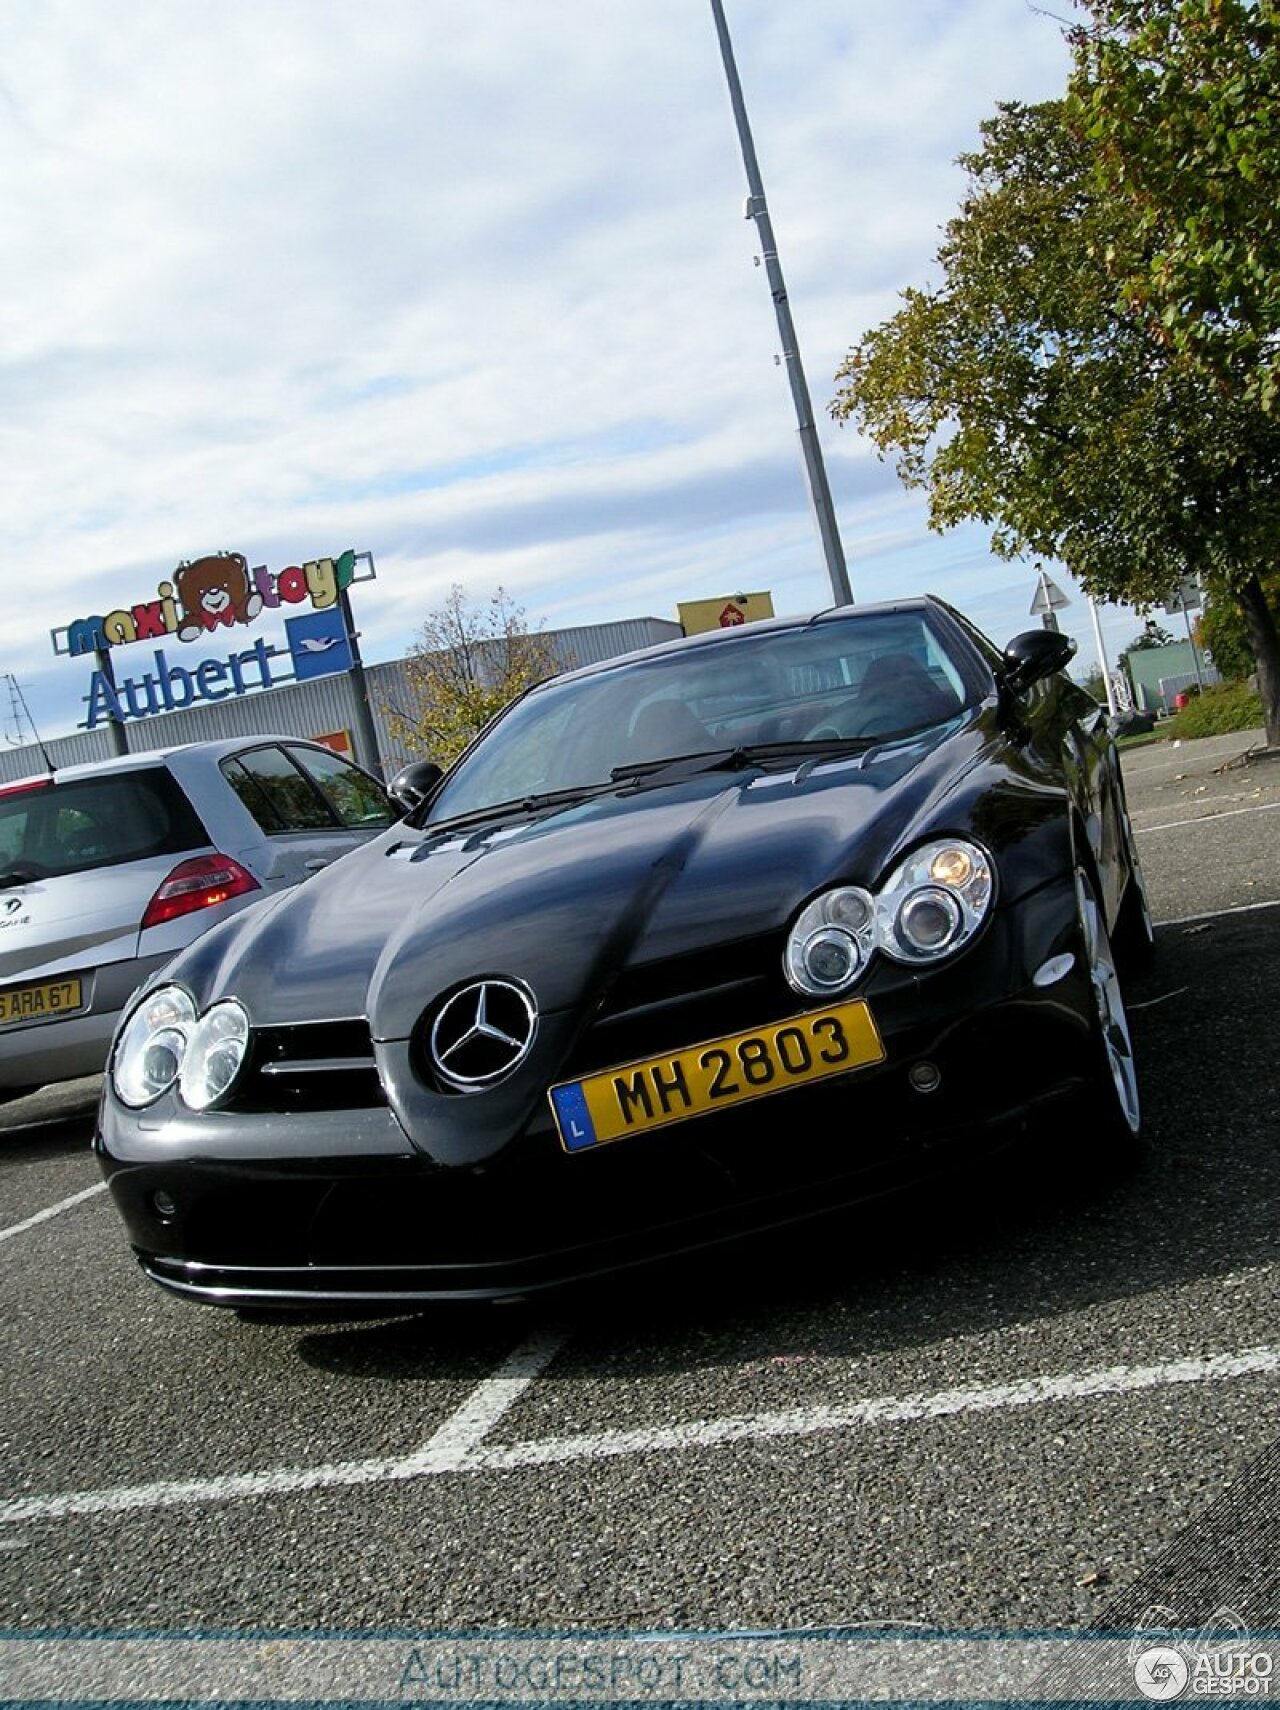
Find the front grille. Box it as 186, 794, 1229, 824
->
233, 1018, 385, 1112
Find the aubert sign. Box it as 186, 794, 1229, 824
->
50, 548, 373, 731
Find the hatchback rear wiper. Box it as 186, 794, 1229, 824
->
0, 862, 45, 888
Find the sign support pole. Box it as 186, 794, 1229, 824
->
1087, 598, 1118, 716
338, 586, 383, 778
94, 648, 128, 757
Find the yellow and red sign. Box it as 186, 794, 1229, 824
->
677, 592, 775, 635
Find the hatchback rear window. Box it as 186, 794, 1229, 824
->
0, 770, 209, 881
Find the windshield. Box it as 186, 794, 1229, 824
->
427, 608, 981, 823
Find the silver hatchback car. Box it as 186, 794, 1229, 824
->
0, 736, 396, 1100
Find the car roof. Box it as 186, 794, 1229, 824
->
0, 735, 323, 793
547, 595, 951, 689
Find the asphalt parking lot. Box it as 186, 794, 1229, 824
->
1, 728, 1276, 1646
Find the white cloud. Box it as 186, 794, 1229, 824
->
1, 0, 1137, 744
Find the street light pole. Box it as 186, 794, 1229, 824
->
709, 0, 853, 607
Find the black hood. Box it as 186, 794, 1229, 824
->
168, 722, 994, 1037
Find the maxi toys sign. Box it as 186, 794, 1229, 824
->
51, 549, 373, 729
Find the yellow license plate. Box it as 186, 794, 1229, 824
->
549, 999, 885, 1153
0, 978, 84, 1026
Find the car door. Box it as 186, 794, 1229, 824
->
217, 743, 394, 886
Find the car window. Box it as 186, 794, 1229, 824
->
0, 770, 209, 878
426, 693, 582, 818
943, 604, 1006, 675
429, 609, 982, 821
284, 746, 395, 830
221, 747, 338, 833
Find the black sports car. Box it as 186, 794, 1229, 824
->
96, 598, 1153, 1308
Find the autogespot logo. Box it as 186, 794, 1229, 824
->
1135, 1648, 1192, 1701
429, 980, 538, 1091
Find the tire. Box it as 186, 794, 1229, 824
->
1075, 865, 1144, 1163
1112, 796, 1156, 973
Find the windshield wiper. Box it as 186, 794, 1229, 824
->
610, 738, 880, 784
419, 780, 623, 838
417, 737, 889, 838
609, 747, 751, 782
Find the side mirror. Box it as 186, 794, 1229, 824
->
1000, 629, 1077, 695
388, 760, 444, 815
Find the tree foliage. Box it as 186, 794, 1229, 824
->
1198, 568, 1280, 678
1125, 621, 1177, 651
830, 97, 1280, 747
384, 585, 558, 767
1069, 0, 1280, 409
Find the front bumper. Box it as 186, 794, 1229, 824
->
97, 879, 1101, 1306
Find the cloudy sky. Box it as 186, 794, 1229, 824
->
2, 0, 1148, 746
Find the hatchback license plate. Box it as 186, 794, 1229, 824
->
0, 978, 84, 1025
549, 999, 885, 1152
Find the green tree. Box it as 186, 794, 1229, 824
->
1126, 620, 1178, 650
384, 585, 558, 767
1076, 664, 1110, 703
831, 98, 1280, 748
1198, 569, 1280, 679
1069, 0, 1280, 409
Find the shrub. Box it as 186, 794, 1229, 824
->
1163, 680, 1263, 740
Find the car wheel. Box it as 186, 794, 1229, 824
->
1075, 865, 1144, 1159
1113, 802, 1156, 972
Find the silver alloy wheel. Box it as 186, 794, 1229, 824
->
1075, 866, 1141, 1137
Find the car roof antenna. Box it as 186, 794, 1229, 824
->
5, 673, 56, 775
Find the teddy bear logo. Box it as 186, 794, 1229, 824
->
174, 552, 264, 643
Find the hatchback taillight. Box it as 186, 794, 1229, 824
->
141, 854, 260, 930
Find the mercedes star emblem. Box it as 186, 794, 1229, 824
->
429, 979, 538, 1090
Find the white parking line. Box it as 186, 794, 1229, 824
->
1157, 896, 1280, 927
1134, 800, 1280, 834
396, 1326, 571, 1475
0, 1181, 107, 1247
3, 1341, 1274, 1528
0, 1327, 569, 1525
470, 1344, 1280, 1473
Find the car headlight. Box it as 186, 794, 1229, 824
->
783, 839, 994, 995
877, 839, 993, 964
112, 984, 197, 1108
178, 999, 250, 1111
111, 988, 250, 1111
785, 886, 877, 997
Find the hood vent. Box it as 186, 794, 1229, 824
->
580, 937, 785, 1073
